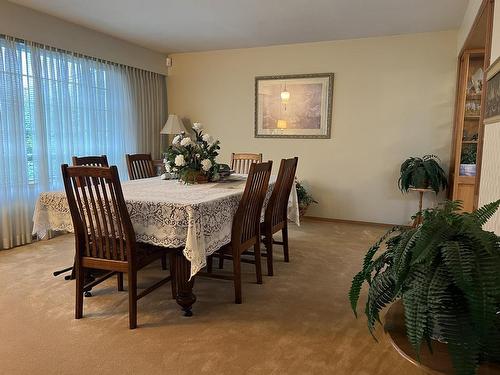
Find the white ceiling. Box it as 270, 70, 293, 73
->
9, 0, 468, 53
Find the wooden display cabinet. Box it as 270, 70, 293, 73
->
449, 50, 485, 212
449, 0, 494, 212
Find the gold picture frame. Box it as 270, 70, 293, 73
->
254, 73, 334, 139
484, 55, 500, 124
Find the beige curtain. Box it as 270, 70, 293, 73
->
126, 68, 167, 159
0, 35, 167, 250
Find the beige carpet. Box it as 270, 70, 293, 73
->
0, 220, 424, 375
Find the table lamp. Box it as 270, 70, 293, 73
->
161, 114, 185, 136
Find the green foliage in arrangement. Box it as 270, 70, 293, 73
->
349, 200, 500, 375
398, 155, 448, 193
295, 180, 318, 207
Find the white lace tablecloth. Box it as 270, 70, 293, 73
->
32, 175, 300, 278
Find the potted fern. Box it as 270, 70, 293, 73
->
398, 155, 448, 193
295, 180, 317, 217
349, 200, 500, 375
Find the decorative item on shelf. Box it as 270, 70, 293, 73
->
163, 122, 221, 184
459, 144, 477, 176
398, 155, 448, 193
349, 199, 500, 375
295, 179, 317, 217
467, 67, 484, 96
465, 99, 481, 116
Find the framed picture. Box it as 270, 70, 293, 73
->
484, 56, 500, 124
254, 73, 334, 138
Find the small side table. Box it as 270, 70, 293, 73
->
409, 188, 435, 227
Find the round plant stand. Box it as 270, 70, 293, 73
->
409, 188, 435, 227
384, 300, 500, 374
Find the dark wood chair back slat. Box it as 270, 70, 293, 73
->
230, 153, 262, 174
72, 155, 109, 187
126, 153, 155, 180
265, 157, 299, 228
232, 161, 272, 247
72, 155, 109, 167
62, 164, 135, 263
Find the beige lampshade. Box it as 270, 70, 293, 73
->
276, 119, 287, 129
160, 114, 184, 134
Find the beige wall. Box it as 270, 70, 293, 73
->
168, 31, 457, 225
0, 0, 167, 74
478, 1, 500, 234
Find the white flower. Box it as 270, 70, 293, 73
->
172, 167, 178, 172
201, 159, 212, 172
174, 154, 186, 167
202, 133, 213, 144
192, 122, 202, 131
172, 135, 181, 145
195, 154, 200, 159
180, 137, 192, 147
165, 164, 171, 173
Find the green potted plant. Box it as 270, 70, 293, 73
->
349, 199, 500, 375
460, 145, 477, 176
164, 123, 221, 184
398, 155, 448, 193
295, 180, 317, 217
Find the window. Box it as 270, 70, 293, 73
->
0, 35, 166, 249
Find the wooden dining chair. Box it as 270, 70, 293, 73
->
230, 153, 262, 174
72, 155, 109, 168
126, 153, 155, 180
53, 155, 110, 280
61, 164, 176, 329
262, 157, 298, 276
205, 161, 272, 304
152, 159, 166, 176
217, 158, 299, 276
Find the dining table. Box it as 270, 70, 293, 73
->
32, 174, 300, 316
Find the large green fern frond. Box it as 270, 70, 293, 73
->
442, 240, 474, 291
470, 199, 500, 226
365, 270, 396, 336
349, 227, 400, 316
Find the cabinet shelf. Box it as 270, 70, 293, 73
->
464, 115, 480, 120
466, 94, 482, 100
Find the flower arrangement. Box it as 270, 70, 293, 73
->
164, 122, 221, 184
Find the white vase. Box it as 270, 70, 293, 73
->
460, 164, 476, 176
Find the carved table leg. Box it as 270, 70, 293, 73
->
173, 250, 196, 316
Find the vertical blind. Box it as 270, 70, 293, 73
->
0, 35, 167, 249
